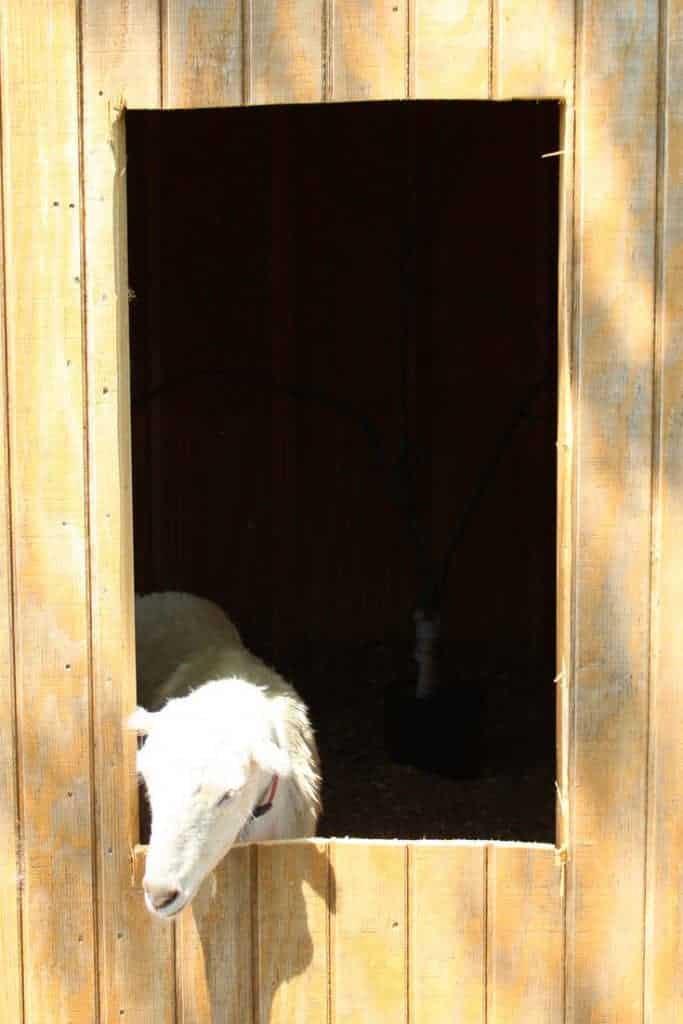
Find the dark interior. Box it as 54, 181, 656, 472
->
127, 100, 560, 841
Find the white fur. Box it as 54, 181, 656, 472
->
131, 592, 321, 920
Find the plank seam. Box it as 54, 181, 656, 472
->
172, 921, 179, 1023
643, 0, 669, 1018
405, 0, 412, 99
326, 842, 333, 1024
559, 10, 579, 1018
0, 15, 25, 1019
159, 0, 166, 109
326, 0, 334, 101
488, 0, 497, 100
560, 853, 568, 1021
322, 0, 329, 101
484, 843, 490, 1023
242, 0, 252, 106
405, 844, 410, 1024
176, 921, 184, 1024
75, 0, 101, 1018
328, 842, 335, 1023
250, 845, 260, 1024
565, 0, 584, 1014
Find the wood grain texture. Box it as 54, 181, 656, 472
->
556, 101, 575, 853
0, 1, 96, 1019
409, 843, 486, 1024
412, 0, 489, 98
164, 0, 242, 108
255, 841, 330, 1024
5, 0, 679, 1015
0, 47, 23, 1023
134, 840, 570, 1020
330, 0, 406, 100
251, 0, 324, 104
175, 844, 253, 1023
487, 844, 564, 1022
81, 0, 161, 111
331, 841, 407, 1023
494, 0, 574, 99
80, 4, 176, 1021
645, 1, 683, 1019
568, 0, 660, 1020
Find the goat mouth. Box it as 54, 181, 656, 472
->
145, 890, 188, 920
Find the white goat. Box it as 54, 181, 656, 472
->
130, 592, 321, 919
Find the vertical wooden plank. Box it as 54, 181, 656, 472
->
0, 1, 97, 1020
330, 0, 406, 100
409, 843, 486, 1024
131, 111, 165, 596
413, 0, 489, 99
80, 3, 177, 1020
494, 0, 574, 99
487, 844, 564, 1022
568, 0, 659, 1020
645, 1, 683, 1019
0, 39, 24, 1022
250, 0, 324, 104
331, 841, 407, 1023
82, 0, 161, 111
175, 844, 253, 1023
164, 0, 242, 108
256, 841, 330, 1024
555, 100, 575, 853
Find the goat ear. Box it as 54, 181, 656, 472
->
127, 706, 156, 736
253, 739, 292, 778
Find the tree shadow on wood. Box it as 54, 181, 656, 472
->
176, 840, 335, 1023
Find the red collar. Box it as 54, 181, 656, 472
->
252, 774, 279, 819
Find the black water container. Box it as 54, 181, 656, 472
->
384, 682, 485, 780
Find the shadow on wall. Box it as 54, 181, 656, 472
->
176, 842, 335, 1022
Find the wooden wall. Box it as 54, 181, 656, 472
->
134, 838, 565, 1024
0, 2, 680, 1023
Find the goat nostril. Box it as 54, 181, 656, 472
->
144, 882, 180, 911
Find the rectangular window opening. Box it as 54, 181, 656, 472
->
126, 100, 561, 845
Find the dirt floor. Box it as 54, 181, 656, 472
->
290, 638, 556, 844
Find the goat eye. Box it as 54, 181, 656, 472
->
216, 790, 234, 807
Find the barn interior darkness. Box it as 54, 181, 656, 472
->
127, 101, 560, 841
